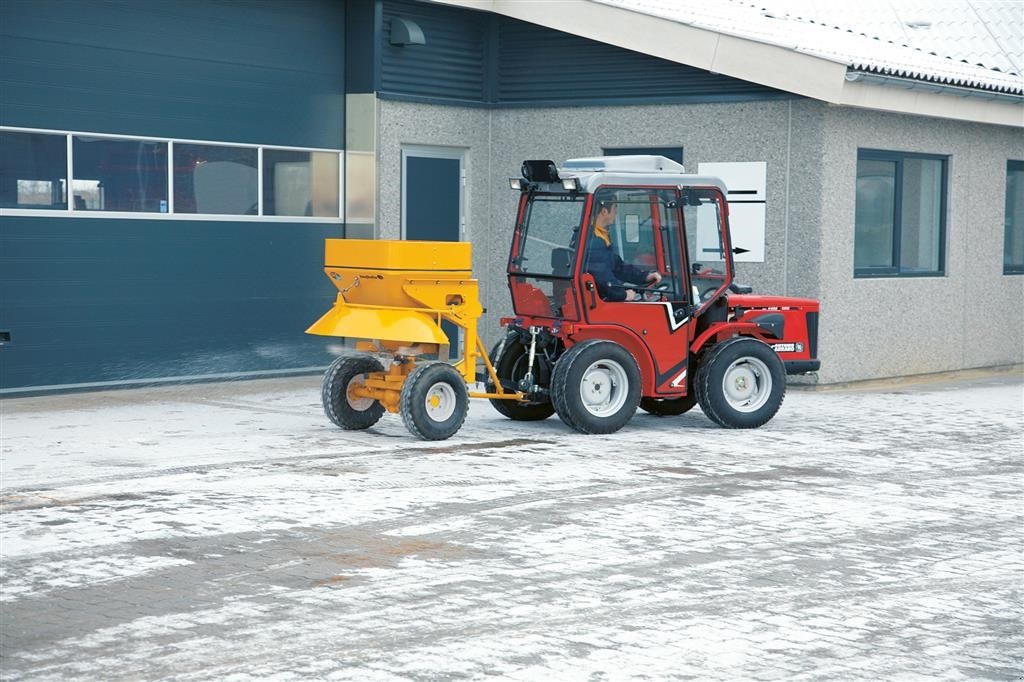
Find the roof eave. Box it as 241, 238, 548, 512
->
427, 0, 1024, 128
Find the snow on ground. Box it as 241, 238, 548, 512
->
0, 372, 1022, 680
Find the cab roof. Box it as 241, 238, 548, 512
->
558, 155, 729, 195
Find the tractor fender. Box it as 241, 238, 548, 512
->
690, 322, 772, 356
565, 325, 656, 395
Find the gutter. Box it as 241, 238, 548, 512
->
845, 71, 1024, 105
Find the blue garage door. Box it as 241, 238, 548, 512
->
0, 0, 346, 392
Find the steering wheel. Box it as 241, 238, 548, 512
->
700, 286, 719, 302
640, 283, 671, 302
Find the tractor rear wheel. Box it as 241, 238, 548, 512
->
694, 337, 785, 428
400, 362, 469, 440
551, 340, 641, 434
639, 395, 697, 416
488, 335, 555, 421
322, 354, 385, 430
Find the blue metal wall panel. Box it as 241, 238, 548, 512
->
0, 0, 346, 391
377, 0, 791, 107
0, 217, 341, 390
496, 19, 789, 105
0, 0, 345, 148
380, 0, 488, 103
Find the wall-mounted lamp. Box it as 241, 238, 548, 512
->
390, 17, 426, 46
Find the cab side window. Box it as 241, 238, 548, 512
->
618, 199, 656, 268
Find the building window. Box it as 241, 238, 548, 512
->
1005, 160, 1024, 275
854, 149, 947, 277
604, 146, 684, 166
73, 136, 169, 212
0, 126, 343, 221
174, 144, 258, 215
263, 149, 339, 217
0, 130, 67, 209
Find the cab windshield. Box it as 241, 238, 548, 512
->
510, 194, 585, 277
681, 188, 732, 304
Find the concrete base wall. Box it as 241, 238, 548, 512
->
818, 108, 1024, 383
376, 98, 1023, 383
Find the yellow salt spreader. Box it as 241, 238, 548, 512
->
306, 239, 523, 440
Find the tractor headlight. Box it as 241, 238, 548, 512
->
509, 178, 523, 190
561, 177, 581, 191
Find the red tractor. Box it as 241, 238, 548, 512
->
488, 155, 820, 434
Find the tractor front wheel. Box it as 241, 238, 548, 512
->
322, 354, 385, 430
694, 337, 786, 428
400, 362, 469, 440
551, 340, 641, 434
488, 335, 555, 421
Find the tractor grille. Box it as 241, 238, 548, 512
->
806, 312, 819, 359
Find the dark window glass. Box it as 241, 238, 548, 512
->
854, 150, 947, 277
263, 149, 338, 217
72, 137, 168, 212
604, 146, 684, 166
174, 144, 257, 215
0, 131, 67, 209
1005, 160, 1024, 275
899, 157, 944, 273
854, 159, 896, 270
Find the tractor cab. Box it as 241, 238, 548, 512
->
507, 156, 736, 330
493, 155, 820, 433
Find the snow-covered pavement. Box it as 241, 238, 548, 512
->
1, 371, 1022, 680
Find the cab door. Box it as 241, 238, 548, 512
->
579, 187, 694, 395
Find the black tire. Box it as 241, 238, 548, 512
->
639, 394, 697, 416
694, 337, 786, 428
400, 362, 470, 440
321, 354, 385, 430
487, 335, 555, 421
550, 340, 641, 434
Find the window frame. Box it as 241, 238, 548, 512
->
0, 126, 344, 223
1004, 159, 1024, 276
854, 148, 949, 279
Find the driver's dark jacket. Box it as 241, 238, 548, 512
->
583, 235, 650, 302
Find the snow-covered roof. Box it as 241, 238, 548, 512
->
431, 0, 1022, 126
594, 0, 1023, 95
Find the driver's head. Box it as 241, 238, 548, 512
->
595, 198, 617, 228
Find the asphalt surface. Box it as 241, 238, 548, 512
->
1, 369, 1022, 680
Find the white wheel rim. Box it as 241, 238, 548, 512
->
346, 374, 374, 411
579, 359, 629, 417
424, 381, 457, 422
722, 357, 772, 412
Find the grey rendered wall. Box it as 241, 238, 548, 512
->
377, 99, 828, 350
376, 98, 1023, 383
816, 108, 1024, 383
375, 104, 497, 326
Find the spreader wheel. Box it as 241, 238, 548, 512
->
400, 362, 469, 440
639, 395, 697, 416
321, 354, 385, 430
551, 340, 640, 434
487, 335, 555, 421
694, 337, 786, 428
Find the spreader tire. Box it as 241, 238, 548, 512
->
487, 335, 555, 421
639, 395, 697, 416
551, 340, 641, 434
322, 354, 385, 430
695, 337, 786, 429
400, 362, 469, 440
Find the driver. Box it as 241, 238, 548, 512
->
583, 198, 662, 301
